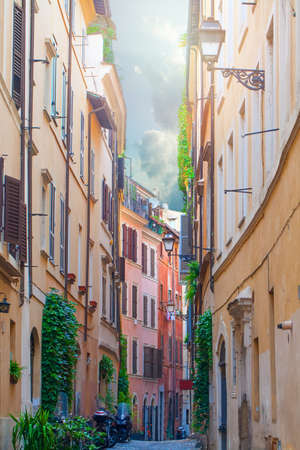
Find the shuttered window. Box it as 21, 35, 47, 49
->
51, 52, 58, 118
133, 230, 137, 262
160, 335, 164, 361
143, 347, 161, 379
143, 296, 147, 326
142, 243, 147, 274
122, 224, 127, 257
12, 4, 23, 110
123, 225, 137, 262
119, 256, 125, 282
122, 282, 127, 315
132, 340, 137, 374
80, 112, 84, 177
160, 283, 163, 305
4, 176, 20, 245
19, 202, 27, 262
102, 277, 106, 316
49, 183, 56, 261
0, 158, 4, 230
61, 71, 67, 141
91, 150, 95, 197
59, 196, 65, 273
151, 298, 155, 328
69, 89, 74, 155
132, 285, 137, 319
150, 248, 155, 277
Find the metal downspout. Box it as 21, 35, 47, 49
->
20, 0, 26, 305
27, 0, 35, 299
64, 0, 73, 299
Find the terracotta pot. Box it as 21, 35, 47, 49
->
10, 374, 18, 384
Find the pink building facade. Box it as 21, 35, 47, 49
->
120, 178, 163, 440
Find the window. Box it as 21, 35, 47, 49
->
132, 340, 137, 374
253, 337, 260, 421
175, 393, 179, 418
69, 90, 74, 155
80, 112, 84, 178
151, 298, 155, 328
238, 103, 248, 221
102, 277, 106, 316
150, 248, 155, 277
231, 326, 236, 386
143, 347, 161, 379
122, 224, 137, 262
77, 227, 81, 285
143, 296, 148, 326
168, 289, 172, 303
61, 70, 67, 141
51, 47, 58, 117
41, 187, 46, 251
226, 134, 234, 241
49, 182, 56, 261
142, 243, 147, 274
109, 284, 114, 323
160, 283, 163, 305
122, 282, 127, 315
12, 4, 23, 110
217, 155, 224, 251
59, 195, 65, 273
91, 150, 95, 196
132, 285, 137, 319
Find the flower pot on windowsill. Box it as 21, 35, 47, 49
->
88, 301, 97, 313
78, 285, 87, 295
67, 273, 76, 284
10, 374, 19, 384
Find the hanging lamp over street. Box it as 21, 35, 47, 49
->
198, 17, 225, 63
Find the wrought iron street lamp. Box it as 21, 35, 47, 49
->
198, 18, 225, 64
162, 233, 175, 254
0, 297, 10, 314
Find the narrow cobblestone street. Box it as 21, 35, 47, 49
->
115, 439, 197, 450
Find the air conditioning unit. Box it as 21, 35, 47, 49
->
134, 319, 138, 325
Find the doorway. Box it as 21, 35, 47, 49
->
219, 341, 227, 450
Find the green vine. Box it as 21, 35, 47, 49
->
99, 355, 114, 384
118, 335, 131, 408
177, 96, 194, 207
41, 290, 79, 415
193, 310, 213, 433
185, 261, 200, 304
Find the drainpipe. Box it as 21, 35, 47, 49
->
64, 0, 73, 299
85, 105, 106, 342
209, 71, 215, 293
20, 0, 26, 305
27, 0, 35, 299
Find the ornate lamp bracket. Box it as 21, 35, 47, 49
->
209, 66, 265, 91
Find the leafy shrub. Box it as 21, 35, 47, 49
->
11, 408, 55, 450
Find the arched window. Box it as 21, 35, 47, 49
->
30, 328, 41, 408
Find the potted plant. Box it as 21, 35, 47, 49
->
67, 273, 76, 284
78, 285, 86, 295
10, 360, 23, 384
88, 300, 97, 313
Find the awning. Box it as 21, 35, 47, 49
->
87, 91, 115, 130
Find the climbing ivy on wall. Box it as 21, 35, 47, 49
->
193, 310, 213, 433
177, 96, 194, 206
41, 290, 79, 415
118, 335, 131, 408
185, 261, 200, 304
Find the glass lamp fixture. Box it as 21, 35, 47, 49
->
198, 17, 225, 63
166, 303, 175, 314
162, 233, 175, 253
0, 297, 10, 314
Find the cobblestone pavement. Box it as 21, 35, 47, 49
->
115, 439, 197, 449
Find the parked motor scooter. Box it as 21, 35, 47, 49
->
93, 407, 118, 448
176, 426, 187, 440
115, 403, 132, 442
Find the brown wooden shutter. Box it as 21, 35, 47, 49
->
4, 176, 21, 244
19, 202, 27, 262
128, 227, 132, 260
132, 285, 137, 318
141, 243, 145, 273
157, 349, 162, 378
102, 179, 105, 220
144, 346, 152, 378
119, 256, 125, 282
133, 230, 137, 262
151, 298, 155, 328
122, 224, 126, 257
144, 245, 148, 274
105, 184, 109, 222
0, 158, 4, 229
132, 340, 137, 374
143, 296, 147, 326
121, 282, 127, 315
12, 4, 23, 109
150, 248, 155, 277
153, 348, 158, 378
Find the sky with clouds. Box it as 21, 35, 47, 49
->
110, 0, 188, 210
